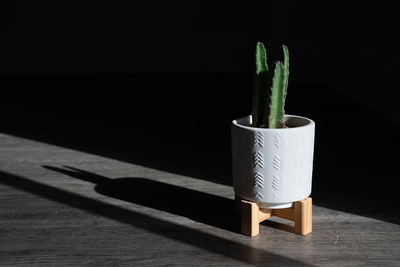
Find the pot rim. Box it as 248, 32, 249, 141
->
232, 114, 315, 132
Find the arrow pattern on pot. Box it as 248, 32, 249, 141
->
253, 192, 263, 200
273, 155, 281, 170
293, 135, 306, 197
274, 132, 283, 148
294, 174, 303, 185
299, 136, 305, 145
272, 175, 280, 190
253, 172, 264, 188
295, 152, 305, 168
253, 151, 264, 168
253, 132, 264, 147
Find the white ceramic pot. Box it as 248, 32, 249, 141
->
231, 115, 315, 209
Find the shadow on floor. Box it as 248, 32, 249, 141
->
1, 74, 399, 224
42, 165, 300, 234
0, 170, 313, 266
43, 165, 236, 232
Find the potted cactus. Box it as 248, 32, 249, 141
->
231, 42, 315, 209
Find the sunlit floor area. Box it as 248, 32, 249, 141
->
1, 133, 399, 266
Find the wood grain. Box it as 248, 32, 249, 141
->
237, 197, 312, 237
294, 198, 312, 235
1, 133, 400, 266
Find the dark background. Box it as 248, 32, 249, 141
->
1, 1, 399, 223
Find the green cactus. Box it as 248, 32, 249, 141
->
251, 42, 289, 128
251, 42, 270, 127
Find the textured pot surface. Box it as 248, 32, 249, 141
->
231, 115, 315, 209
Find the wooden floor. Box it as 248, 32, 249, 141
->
0, 133, 399, 266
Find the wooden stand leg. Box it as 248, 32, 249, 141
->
236, 196, 312, 237
239, 199, 260, 237
294, 197, 312, 235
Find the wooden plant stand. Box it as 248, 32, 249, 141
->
235, 197, 312, 237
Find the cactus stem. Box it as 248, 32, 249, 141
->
251, 42, 289, 129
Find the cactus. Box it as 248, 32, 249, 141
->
251, 42, 271, 127
251, 42, 289, 128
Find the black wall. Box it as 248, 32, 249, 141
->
1, 1, 399, 222
2, 2, 399, 123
